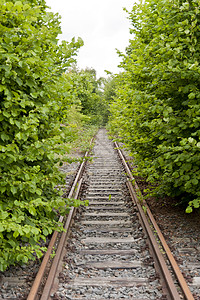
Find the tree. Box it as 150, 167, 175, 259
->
108, 0, 200, 212
0, 0, 83, 270
64, 67, 109, 125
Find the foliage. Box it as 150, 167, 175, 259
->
65, 67, 109, 125
102, 75, 118, 123
103, 76, 117, 104
0, 0, 83, 271
59, 104, 98, 156
108, 0, 200, 212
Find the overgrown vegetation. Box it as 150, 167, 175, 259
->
0, 0, 102, 271
107, 0, 200, 212
61, 104, 98, 156
65, 67, 109, 126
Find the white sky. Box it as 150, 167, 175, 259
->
45, 0, 135, 78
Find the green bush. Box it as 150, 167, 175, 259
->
108, 0, 200, 212
64, 68, 109, 126
0, 0, 83, 270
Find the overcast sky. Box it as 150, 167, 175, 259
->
45, 0, 135, 78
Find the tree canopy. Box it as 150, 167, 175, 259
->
108, 0, 200, 212
0, 0, 83, 271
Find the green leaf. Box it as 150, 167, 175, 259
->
11, 186, 17, 195
30, 92, 38, 98
15, 132, 22, 140
191, 178, 198, 185
188, 92, 195, 99
193, 200, 200, 209
7, 239, 16, 248
43, 228, 49, 236
15, 1, 22, 6
186, 206, 193, 213
0, 187, 6, 193
1, 133, 9, 141
13, 231, 19, 238
0, 211, 9, 220
0, 224, 4, 232
188, 137, 195, 144
36, 189, 42, 195
16, 254, 25, 261
29, 206, 36, 216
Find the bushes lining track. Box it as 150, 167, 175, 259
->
108, 0, 200, 212
0, 0, 84, 271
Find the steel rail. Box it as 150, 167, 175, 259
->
126, 180, 180, 300
27, 140, 94, 300
134, 181, 195, 300
114, 142, 194, 300
40, 178, 83, 300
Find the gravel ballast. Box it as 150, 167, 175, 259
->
53, 129, 164, 299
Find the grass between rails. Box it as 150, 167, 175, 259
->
59, 124, 98, 164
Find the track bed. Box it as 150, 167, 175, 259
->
51, 130, 170, 299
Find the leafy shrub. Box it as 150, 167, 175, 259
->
0, 0, 83, 270
64, 68, 109, 126
108, 0, 200, 212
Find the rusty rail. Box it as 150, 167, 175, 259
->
40, 178, 83, 300
27, 137, 193, 300
27, 140, 94, 300
114, 141, 194, 300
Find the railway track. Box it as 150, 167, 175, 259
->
1, 129, 199, 299
26, 128, 197, 300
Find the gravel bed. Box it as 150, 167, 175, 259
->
55, 284, 163, 300
53, 129, 164, 300
121, 145, 200, 300
3, 129, 192, 300
152, 209, 200, 299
